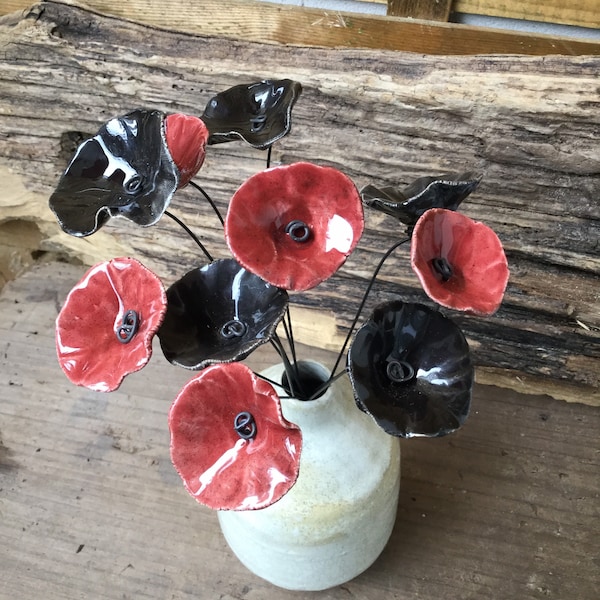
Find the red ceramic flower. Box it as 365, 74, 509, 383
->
56, 257, 167, 392
224, 162, 364, 291
410, 208, 509, 315
169, 362, 302, 511
164, 113, 209, 188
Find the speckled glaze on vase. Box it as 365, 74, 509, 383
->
217, 361, 401, 591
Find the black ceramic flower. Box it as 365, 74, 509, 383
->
360, 172, 481, 233
49, 109, 179, 237
201, 79, 302, 149
347, 300, 473, 438
158, 258, 289, 369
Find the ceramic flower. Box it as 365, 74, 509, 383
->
361, 172, 481, 233
201, 79, 302, 149
169, 362, 302, 510
225, 162, 364, 291
347, 300, 473, 438
55, 257, 167, 392
164, 112, 209, 187
49, 109, 208, 236
158, 258, 289, 369
411, 208, 509, 315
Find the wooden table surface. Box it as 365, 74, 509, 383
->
0, 261, 598, 599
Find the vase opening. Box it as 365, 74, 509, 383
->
280, 360, 329, 401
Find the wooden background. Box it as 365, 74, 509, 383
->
1, 261, 599, 599
0, 1, 598, 403
0, 2, 599, 599
2, 0, 600, 54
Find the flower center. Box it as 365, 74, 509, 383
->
234, 411, 257, 440
386, 359, 415, 383
115, 309, 140, 344
220, 319, 247, 339
250, 115, 267, 132
285, 220, 311, 242
124, 175, 144, 194
431, 257, 453, 282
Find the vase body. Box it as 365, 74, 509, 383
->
217, 361, 401, 591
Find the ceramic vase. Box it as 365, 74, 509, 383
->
217, 360, 401, 591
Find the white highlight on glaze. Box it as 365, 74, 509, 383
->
325, 214, 353, 253
105, 260, 127, 332
237, 467, 290, 511
229, 267, 245, 321
95, 134, 138, 184
105, 115, 138, 139
194, 438, 247, 497
417, 366, 448, 386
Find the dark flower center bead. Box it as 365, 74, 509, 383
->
431, 257, 453, 282
386, 359, 415, 383
285, 220, 311, 242
250, 115, 267, 132
220, 319, 248, 339
124, 174, 144, 194
115, 309, 140, 344
234, 411, 257, 440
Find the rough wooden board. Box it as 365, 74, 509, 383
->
387, 0, 453, 21
1, 1, 598, 401
454, 0, 600, 30
0, 261, 599, 599
2, 0, 600, 55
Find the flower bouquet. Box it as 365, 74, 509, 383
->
49, 79, 509, 590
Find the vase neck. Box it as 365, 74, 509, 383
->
260, 360, 348, 428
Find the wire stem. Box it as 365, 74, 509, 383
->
270, 334, 301, 398
266, 146, 272, 169
329, 237, 411, 380
188, 180, 224, 225
308, 368, 349, 401
164, 210, 213, 262
282, 307, 300, 381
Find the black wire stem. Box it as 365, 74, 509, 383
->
328, 236, 411, 381
266, 146, 272, 169
164, 210, 213, 262
188, 180, 225, 226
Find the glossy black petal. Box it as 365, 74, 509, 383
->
158, 259, 289, 369
361, 172, 481, 233
49, 109, 178, 237
347, 300, 473, 438
201, 79, 302, 149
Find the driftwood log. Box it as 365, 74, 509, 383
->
0, 1, 598, 404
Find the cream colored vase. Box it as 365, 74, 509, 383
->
217, 361, 401, 591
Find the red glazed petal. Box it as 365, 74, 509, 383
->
410, 208, 509, 315
56, 257, 167, 392
224, 162, 364, 291
164, 113, 209, 188
169, 362, 302, 511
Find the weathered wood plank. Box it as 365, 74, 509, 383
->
1, 0, 599, 55
0, 262, 598, 599
388, 0, 452, 21
0, 1, 598, 404
455, 0, 600, 29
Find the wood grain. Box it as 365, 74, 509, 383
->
1, 0, 599, 55
387, 0, 452, 21
0, 1, 598, 404
455, 0, 600, 29
0, 261, 598, 599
